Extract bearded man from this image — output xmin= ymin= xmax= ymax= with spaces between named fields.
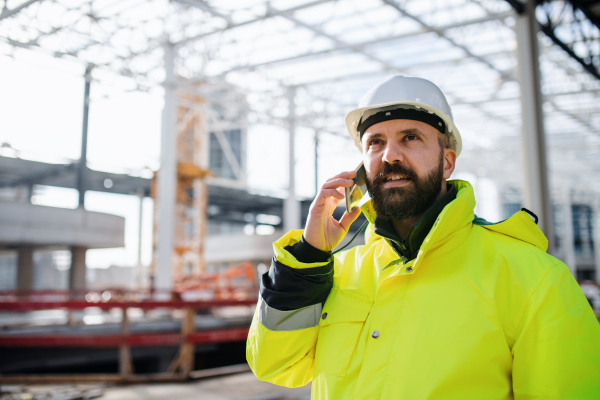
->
xmin=246 ymin=76 xmax=600 ymax=399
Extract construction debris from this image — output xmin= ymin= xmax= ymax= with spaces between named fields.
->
xmin=0 ymin=385 xmax=104 ymax=400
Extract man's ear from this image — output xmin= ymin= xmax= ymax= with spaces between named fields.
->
xmin=443 ymin=148 xmax=456 ymax=179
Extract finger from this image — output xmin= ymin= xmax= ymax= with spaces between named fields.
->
xmin=320 ymin=188 xmax=344 ymax=200
xmin=329 ymin=188 xmax=346 ymax=207
xmin=325 ymin=170 xmax=356 ymax=183
xmin=322 ymin=178 xmax=354 ymax=190
xmin=339 ymin=206 xmax=362 ymax=232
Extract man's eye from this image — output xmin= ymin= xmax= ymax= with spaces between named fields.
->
xmin=405 ymin=135 xmax=418 ymax=141
xmin=370 ymin=139 xmax=383 ymax=146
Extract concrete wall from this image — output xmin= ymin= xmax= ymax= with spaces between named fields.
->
xmin=0 ymin=202 xmax=125 ymax=249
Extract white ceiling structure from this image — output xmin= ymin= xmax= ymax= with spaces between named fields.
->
xmin=1 ymin=0 xmax=599 ymax=200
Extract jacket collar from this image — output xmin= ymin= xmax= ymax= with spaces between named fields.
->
xmin=372 ymin=184 xmax=457 ymax=261
xmin=361 ymin=179 xmax=476 ymax=259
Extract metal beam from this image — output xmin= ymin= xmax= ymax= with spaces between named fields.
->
xmin=0 ymin=0 xmax=41 ymax=21
xmin=213 ymin=10 xmax=512 ymax=77
xmin=382 ymin=0 xmax=515 ymax=81
xmin=175 ymin=0 xmax=336 ymax=47
xmin=77 ymin=65 xmax=92 ymax=208
xmin=592 ymin=199 xmax=600 ymax=282
xmin=211 ymin=127 xmax=243 ymax=180
xmin=561 ymin=187 xmax=577 ymax=275
xmin=515 ymin=0 xmax=555 ymax=253
xmin=156 ymin=42 xmax=177 ymax=294
xmin=291 ymin=49 xmax=511 ymax=89
xmin=174 ymin=0 xmax=232 ymax=24
xmin=283 ymin=86 xmax=301 ymax=232
xmin=275 ymin=5 xmax=519 ymax=131
xmin=135 ymin=188 xmax=145 ymax=289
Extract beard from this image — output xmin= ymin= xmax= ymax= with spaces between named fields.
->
xmin=366 ymin=149 xmax=445 ymax=221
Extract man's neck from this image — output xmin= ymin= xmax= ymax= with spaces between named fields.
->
xmin=390 ymin=184 xmax=447 ymax=240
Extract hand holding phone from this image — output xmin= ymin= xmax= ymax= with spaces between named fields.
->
xmin=304 ymin=169 xmax=362 ymax=252
xmin=345 ymin=162 xmax=368 ymax=214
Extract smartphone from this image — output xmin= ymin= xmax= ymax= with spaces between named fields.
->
xmin=345 ymin=162 xmax=368 ymax=213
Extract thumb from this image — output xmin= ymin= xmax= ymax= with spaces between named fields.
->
xmin=339 ymin=206 xmax=362 ymax=232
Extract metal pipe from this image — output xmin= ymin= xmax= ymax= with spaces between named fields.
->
xmin=314 ymin=130 xmax=319 ymax=197
xmin=283 ymin=86 xmax=301 ymax=232
xmin=515 ymin=0 xmax=555 ymax=253
xmin=136 ymin=188 xmax=145 ymax=288
xmin=156 ymin=42 xmax=177 ymax=295
xmin=77 ymin=65 xmax=92 ymax=208
xmin=562 ymin=188 xmax=577 ymax=276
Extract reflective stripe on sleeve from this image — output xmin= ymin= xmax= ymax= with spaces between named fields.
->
xmin=257 ymin=295 xmax=322 ymax=332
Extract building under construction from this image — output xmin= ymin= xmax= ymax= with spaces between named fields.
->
xmin=0 ymin=0 xmax=599 ymax=385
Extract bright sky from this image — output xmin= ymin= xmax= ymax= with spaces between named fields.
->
xmin=0 ymin=33 xmax=511 ymax=270
xmin=0 ymin=46 xmax=365 ymax=269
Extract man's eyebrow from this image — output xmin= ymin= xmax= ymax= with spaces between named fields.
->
xmin=364 ymin=128 xmax=424 ymax=140
xmin=364 ymin=132 xmax=384 ymax=140
xmin=398 ymin=128 xmax=423 ymax=135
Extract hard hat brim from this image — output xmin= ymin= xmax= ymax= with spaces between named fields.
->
xmin=345 ymin=101 xmax=462 ymax=156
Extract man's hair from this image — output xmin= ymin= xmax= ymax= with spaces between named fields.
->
xmin=438 ymin=133 xmax=451 ymax=150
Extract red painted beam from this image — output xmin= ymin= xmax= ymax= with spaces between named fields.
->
xmin=188 ymin=327 xmax=249 ymax=344
xmin=0 ymin=327 xmax=250 ymax=348
xmin=0 ymin=299 xmax=258 ymax=311
xmin=0 ymin=335 xmax=123 ymax=347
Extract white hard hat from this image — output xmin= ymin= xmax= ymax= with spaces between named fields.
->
xmin=345 ymin=75 xmax=462 ymax=156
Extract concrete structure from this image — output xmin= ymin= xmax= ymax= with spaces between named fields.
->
xmin=1 ymin=0 xmax=599 ymax=288
xmin=16 ymin=247 xmax=33 ymax=291
xmin=0 ymin=202 xmax=125 ymax=291
xmin=0 ymin=203 xmax=124 ymax=249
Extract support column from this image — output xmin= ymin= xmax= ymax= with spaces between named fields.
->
xmin=314 ymin=130 xmax=320 ymax=197
xmin=562 ymin=189 xmax=577 ymax=276
xmin=591 ymin=199 xmax=600 ymax=283
xmin=77 ymin=65 xmax=92 ymax=209
xmin=515 ymin=0 xmax=554 ymax=254
xmin=136 ymin=188 xmax=145 ymax=289
xmin=156 ymin=42 xmax=177 ymax=295
xmin=70 ymin=246 xmax=87 ymax=294
xmin=284 ymin=86 xmax=301 ymax=232
xmin=16 ymin=247 xmax=34 ymax=291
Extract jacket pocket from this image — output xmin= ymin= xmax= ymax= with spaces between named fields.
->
xmin=314 ymin=288 xmax=373 ymax=378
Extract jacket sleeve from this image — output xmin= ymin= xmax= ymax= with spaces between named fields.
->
xmin=512 ymin=262 xmax=600 ymax=399
xmin=246 ymin=229 xmax=334 ymax=387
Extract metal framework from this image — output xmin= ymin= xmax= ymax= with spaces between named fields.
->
xmin=506 ymin=0 xmax=600 ymax=79
xmin=1 ymin=0 xmax=599 ymax=275
xmin=0 ymin=290 xmax=255 ymax=383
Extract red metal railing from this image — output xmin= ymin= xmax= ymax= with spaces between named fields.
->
xmin=0 ymin=289 xmax=259 ymax=383
xmin=0 ymin=328 xmax=250 ymax=347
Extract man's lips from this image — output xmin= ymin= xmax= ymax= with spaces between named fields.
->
xmin=382 ymin=174 xmax=411 ymax=188
xmin=383 ymin=179 xmax=411 ymax=188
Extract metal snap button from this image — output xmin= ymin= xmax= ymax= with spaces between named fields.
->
xmin=321 ymin=312 xmax=328 ymax=320
xmin=372 ymin=330 xmax=380 ymax=339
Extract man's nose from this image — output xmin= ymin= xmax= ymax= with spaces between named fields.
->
xmin=382 ymin=142 xmax=404 ymax=165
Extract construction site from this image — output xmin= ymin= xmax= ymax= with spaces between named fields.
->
xmin=0 ymin=0 xmax=599 ymax=398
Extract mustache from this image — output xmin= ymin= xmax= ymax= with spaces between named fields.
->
xmin=372 ymin=162 xmax=418 ymax=185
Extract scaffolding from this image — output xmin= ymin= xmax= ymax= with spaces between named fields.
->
xmin=1 ymin=0 xmax=599 ymax=282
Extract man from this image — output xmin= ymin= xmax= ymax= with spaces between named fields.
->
xmin=246 ymin=75 xmax=600 ymax=399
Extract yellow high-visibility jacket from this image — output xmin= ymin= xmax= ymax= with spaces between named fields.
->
xmin=247 ymin=180 xmax=600 ymax=399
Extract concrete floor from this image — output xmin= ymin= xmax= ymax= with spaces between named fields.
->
xmin=101 ymin=372 xmax=311 ymax=400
